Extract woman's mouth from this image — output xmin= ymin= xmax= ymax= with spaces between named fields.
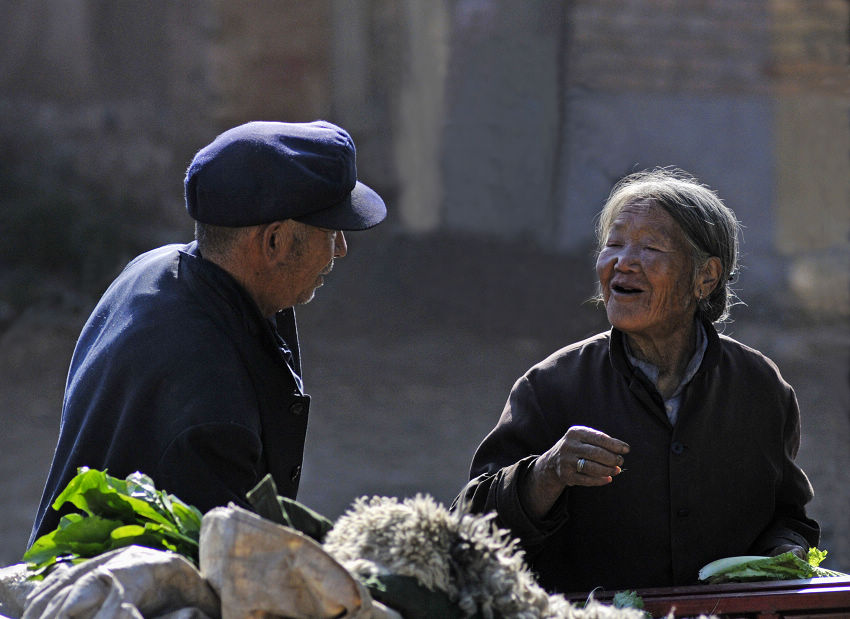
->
xmin=612 ymin=283 xmax=643 ymax=295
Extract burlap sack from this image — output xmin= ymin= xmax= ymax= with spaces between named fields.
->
xmin=0 ymin=563 xmax=40 ymax=618
xmin=21 ymin=546 xmax=219 ymax=619
xmin=199 ymin=505 xmax=401 ymax=619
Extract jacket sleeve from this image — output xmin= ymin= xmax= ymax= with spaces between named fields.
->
xmin=451 ymin=375 xmax=570 ymax=551
xmin=750 ymin=385 xmax=820 ymax=554
xmin=157 ymin=421 xmax=263 ymax=514
xmin=144 ymin=330 xmax=267 ymax=515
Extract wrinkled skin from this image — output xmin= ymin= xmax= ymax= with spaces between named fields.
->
xmin=521 ymin=200 xmax=721 ymax=520
xmin=521 ymin=425 xmax=631 ymax=516
xmin=597 ymin=199 xmax=701 ymax=359
xmin=213 ymin=220 xmax=348 ymax=317
xmin=267 ymin=223 xmax=348 ymax=310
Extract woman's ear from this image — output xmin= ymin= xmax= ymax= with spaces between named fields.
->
xmin=697 ymin=256 xmax=723 ymax=298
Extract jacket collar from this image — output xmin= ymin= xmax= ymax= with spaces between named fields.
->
xmin=177 ymin=242 xmax=302 ymax=377
xmin=608 ymin=315 xmax=722 ymax=379
xmin=179 ymin=241 xmax=266 ymax=330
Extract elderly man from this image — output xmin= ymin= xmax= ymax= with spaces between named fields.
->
xmin=29 ymin=121 xmax=386 ymax=545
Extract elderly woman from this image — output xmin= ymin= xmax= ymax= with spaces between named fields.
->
xmin=452 ymin=168 xmax=819 ymax=593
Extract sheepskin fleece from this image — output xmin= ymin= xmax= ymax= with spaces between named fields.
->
xmin=322 ymin=494 xmax=658 ymax=619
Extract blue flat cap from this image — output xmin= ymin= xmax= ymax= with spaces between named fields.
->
xmin=185 ymin=120 xmax=386 ymax=230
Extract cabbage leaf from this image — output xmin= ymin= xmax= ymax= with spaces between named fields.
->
xmin=698 ymin=548 xmax=848 ymax=584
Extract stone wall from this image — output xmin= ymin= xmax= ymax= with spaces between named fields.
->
xmin=1 ymin=0 xmax=847 ymax=316
xmin=0 ymin=0 xmax=338 ymax=298
xmin=0 ymin=0 xmax=217 ymax=284
xmin=770 ymin=0 xmax=850 ymax=315
xmin=209 ymin=0 xmax=333 ymax=126
xmin=431 ymin=0 xmax=850 ymax=314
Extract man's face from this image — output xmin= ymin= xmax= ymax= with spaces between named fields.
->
xmin=260 ymin=222 xmax=348 ymax=315
xmin=288 ymin=223 xmax=348 ymax=305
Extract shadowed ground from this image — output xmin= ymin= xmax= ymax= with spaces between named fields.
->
xmin=2 ymin=234 xmax=847 ymax=576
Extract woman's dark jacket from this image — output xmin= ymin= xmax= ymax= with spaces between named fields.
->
xmin=452 ymin=321 xmax=819 ymax=593
xmin=30 ymin=242 xmax=310 ymax=545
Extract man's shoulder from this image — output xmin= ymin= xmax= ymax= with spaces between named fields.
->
xmin=82 ymin=243 xmax=230 ymax=350
xmin=113 ymin=243 xmax=188 ymax=280
xmin=100 ymin=244 xmax=188 ymax=301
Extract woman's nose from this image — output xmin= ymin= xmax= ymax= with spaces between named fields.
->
xmin=334 ymin=231 xmax=348 ymax=258
xmin=613 ymin=245 xmax=639 ymax=271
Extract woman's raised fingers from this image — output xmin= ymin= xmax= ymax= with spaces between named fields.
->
xmin=569 ymin=425 xmax=629 ymax=451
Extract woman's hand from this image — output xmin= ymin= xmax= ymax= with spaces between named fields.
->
xmin=520 ymin=425 xmax=630 ymax=519
xmin=771 ymin=544 xmax=807 ymax=561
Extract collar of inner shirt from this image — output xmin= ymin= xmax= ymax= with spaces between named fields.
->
xmin=623 ymin=320 xmax=707 ymax=424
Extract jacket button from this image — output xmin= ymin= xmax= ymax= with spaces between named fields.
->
xmin=671 ymin=441 xmax=685 ymax=455
xmin=290 ymin=401 xmax=306 ymax=416
xmin=290 ymin=465 xmax=301 ymax=482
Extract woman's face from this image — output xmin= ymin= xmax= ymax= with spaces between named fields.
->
xmin=596 ymin=199 xmax=699 ymax=341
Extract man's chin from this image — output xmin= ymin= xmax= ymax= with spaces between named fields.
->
xmin=296 ymin=286 xmax=320 ymax=306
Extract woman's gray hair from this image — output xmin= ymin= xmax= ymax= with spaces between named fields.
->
xmin=595 ymin=168 xmax=741 ymax=323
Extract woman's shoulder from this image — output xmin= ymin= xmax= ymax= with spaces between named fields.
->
xmin=530 ymin=331 xmax=612 ymax=373
xmin=715 ymin=331 xmax=789 ymax=385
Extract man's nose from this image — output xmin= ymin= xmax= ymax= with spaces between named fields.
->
xmin=334 ymin=231 xmax=348 ymax=258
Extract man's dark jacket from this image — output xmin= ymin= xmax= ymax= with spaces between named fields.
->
xmin=30 ymin=242 xmax=310 ymax=545
xmin=453 ymin=322 xmax=819 ymax=593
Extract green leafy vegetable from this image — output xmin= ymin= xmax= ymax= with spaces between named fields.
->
xmin=698 ymin=548 xmax=848 ymax=584
xmin=246 ymin=474 xmax=334 ymax=543
xmin=807 ymin=546 xmax=828 ymax=567
xmin=611 ymin=590 xmax=650 ymax=618
xmin=24 ymin=467 xmax=203 ymax=578
xmin=611 ymin=590 xmax=644 ymax=609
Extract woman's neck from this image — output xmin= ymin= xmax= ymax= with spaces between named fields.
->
xmin=626 ymin=321 xmax=697 ymax=398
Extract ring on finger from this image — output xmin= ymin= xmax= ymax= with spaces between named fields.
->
xmin=576 ymin=458 xmax=587 ymax=473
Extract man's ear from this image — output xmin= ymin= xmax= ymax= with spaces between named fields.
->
xmin=260 ymin=220 xmax=294 ymax=261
